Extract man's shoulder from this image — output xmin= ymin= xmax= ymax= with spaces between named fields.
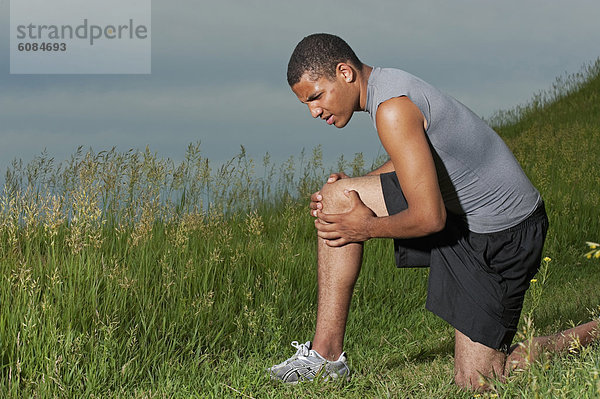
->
xmin=375 ymin=96 xmax=427 ymax=133
xmin=372 ymin=67 xmax=422 ymax=84
xmin=377 ymin=96 xmax=419 ymax=114
xmin=369 ymin=67 xmax=433 ymax=100
xmin=367 ymin=68 xmax=432 ymax=126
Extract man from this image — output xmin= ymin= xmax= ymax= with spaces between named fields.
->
xmin=269 ymin=33 xmax=599 ymax=390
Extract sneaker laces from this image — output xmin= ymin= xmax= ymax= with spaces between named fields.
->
xmin=290 ymin=341 xmax=311 ymax=358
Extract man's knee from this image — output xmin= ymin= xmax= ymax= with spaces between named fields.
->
xmin=454 ymin=368 xmax=489 ymax=391
xmin=453 ymin=330 xmax=507 ymax=391
xmin=318 ymin=174 xmax=387 ymax=216
xmin=319 ymin=180 xmax=353 ymax=213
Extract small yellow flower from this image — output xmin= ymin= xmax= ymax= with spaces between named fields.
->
xmin=543 ymin=256 xmax=552 ymax=262
xmin=530 ymin=278 xmax=538 ymax=283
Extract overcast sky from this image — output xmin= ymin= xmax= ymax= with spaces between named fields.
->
xmin=1 ymin=0 xmax=600 ymax=176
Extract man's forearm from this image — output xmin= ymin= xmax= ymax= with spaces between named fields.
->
xmin=366 ymin=159 xmax=394 ymax=176
xmin=367 ymin=205 xmax=446 ymax=240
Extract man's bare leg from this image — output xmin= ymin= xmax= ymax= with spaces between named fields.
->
xmin=454 ymin=319 xmax=600 ymax=391
xmin=454 ymin=330 xmax=506 ymax=391
xmin=505 ymin=319 xmax=600 ymax=372
xmin=310 ymin=175 xmax=389 ymax=360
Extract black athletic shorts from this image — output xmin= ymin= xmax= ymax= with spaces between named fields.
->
xmin=380 ymin=171 xmax=549 ymax=352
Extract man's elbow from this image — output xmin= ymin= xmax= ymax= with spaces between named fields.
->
xmin=421 ymin=207 xmax=446 ymax=235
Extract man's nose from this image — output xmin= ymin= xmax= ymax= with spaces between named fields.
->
xmin=308 ymin=104 xmax=322 ymax=119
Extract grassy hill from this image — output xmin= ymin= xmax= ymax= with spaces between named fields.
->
xmin=1 ymin=60 xmax=599 ymax=398
xmin=491 ymin=58 xmax=600 ymax=136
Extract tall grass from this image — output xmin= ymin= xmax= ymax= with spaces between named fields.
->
xmin=0 ymin=143 xmax=386 ymax=398
xmin=1 ymin=59 xmax=600 ymax=398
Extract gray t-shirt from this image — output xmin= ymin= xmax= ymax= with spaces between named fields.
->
xmin=365 ymin=67 xmax=540 ymax=233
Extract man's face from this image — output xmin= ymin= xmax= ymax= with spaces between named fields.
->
xmin=291 ymin=71 xmax=357 ymax=129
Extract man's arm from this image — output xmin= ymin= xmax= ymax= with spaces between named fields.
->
xmin=316 ymin=96 xmax=446 ymax=242
xmin=372 ymin=96 xmax=446 ymax=237
xmin=366 ymin=159 xmax=394 ymax=176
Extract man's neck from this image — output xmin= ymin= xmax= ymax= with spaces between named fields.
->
xmin=358 ymin=64 xmax=373 ymax=111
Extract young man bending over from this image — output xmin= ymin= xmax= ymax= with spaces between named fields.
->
xmin=269 ymin=33 xmax=599 ymax=390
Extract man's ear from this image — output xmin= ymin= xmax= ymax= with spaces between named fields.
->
xmin=336 ymin=62 xmax=356 ymax=83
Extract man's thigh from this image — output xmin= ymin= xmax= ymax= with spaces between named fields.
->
xmin=319 ymin=175 xmax=389 ymax=217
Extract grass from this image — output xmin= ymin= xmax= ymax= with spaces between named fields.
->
xmin=1 ymin=59 xmax=600 ymax=398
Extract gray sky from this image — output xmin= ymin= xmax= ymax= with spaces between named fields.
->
xmin=2 ymin=0 xmax=600 ymax=175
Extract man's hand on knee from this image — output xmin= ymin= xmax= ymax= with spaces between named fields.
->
xmin=315 ymin=190 xmax=376 ymax=246
xmin=310 ymin=172 xmax=349 ymax=217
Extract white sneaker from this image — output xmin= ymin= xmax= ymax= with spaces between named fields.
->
xmin=269 ymin=341 xmax=350 ymax=384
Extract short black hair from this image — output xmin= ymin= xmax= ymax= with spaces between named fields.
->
xmin=287 ymin=33 xmax=363 ymax=86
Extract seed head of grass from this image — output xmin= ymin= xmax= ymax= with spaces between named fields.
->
xmin=245 ymin=210 xmax=264 ymax=237
xmin=584 ymin=242 xmax=600 ymax=259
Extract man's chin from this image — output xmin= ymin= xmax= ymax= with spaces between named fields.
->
xmin=333 ymin=116 xmax=351 ymax=128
